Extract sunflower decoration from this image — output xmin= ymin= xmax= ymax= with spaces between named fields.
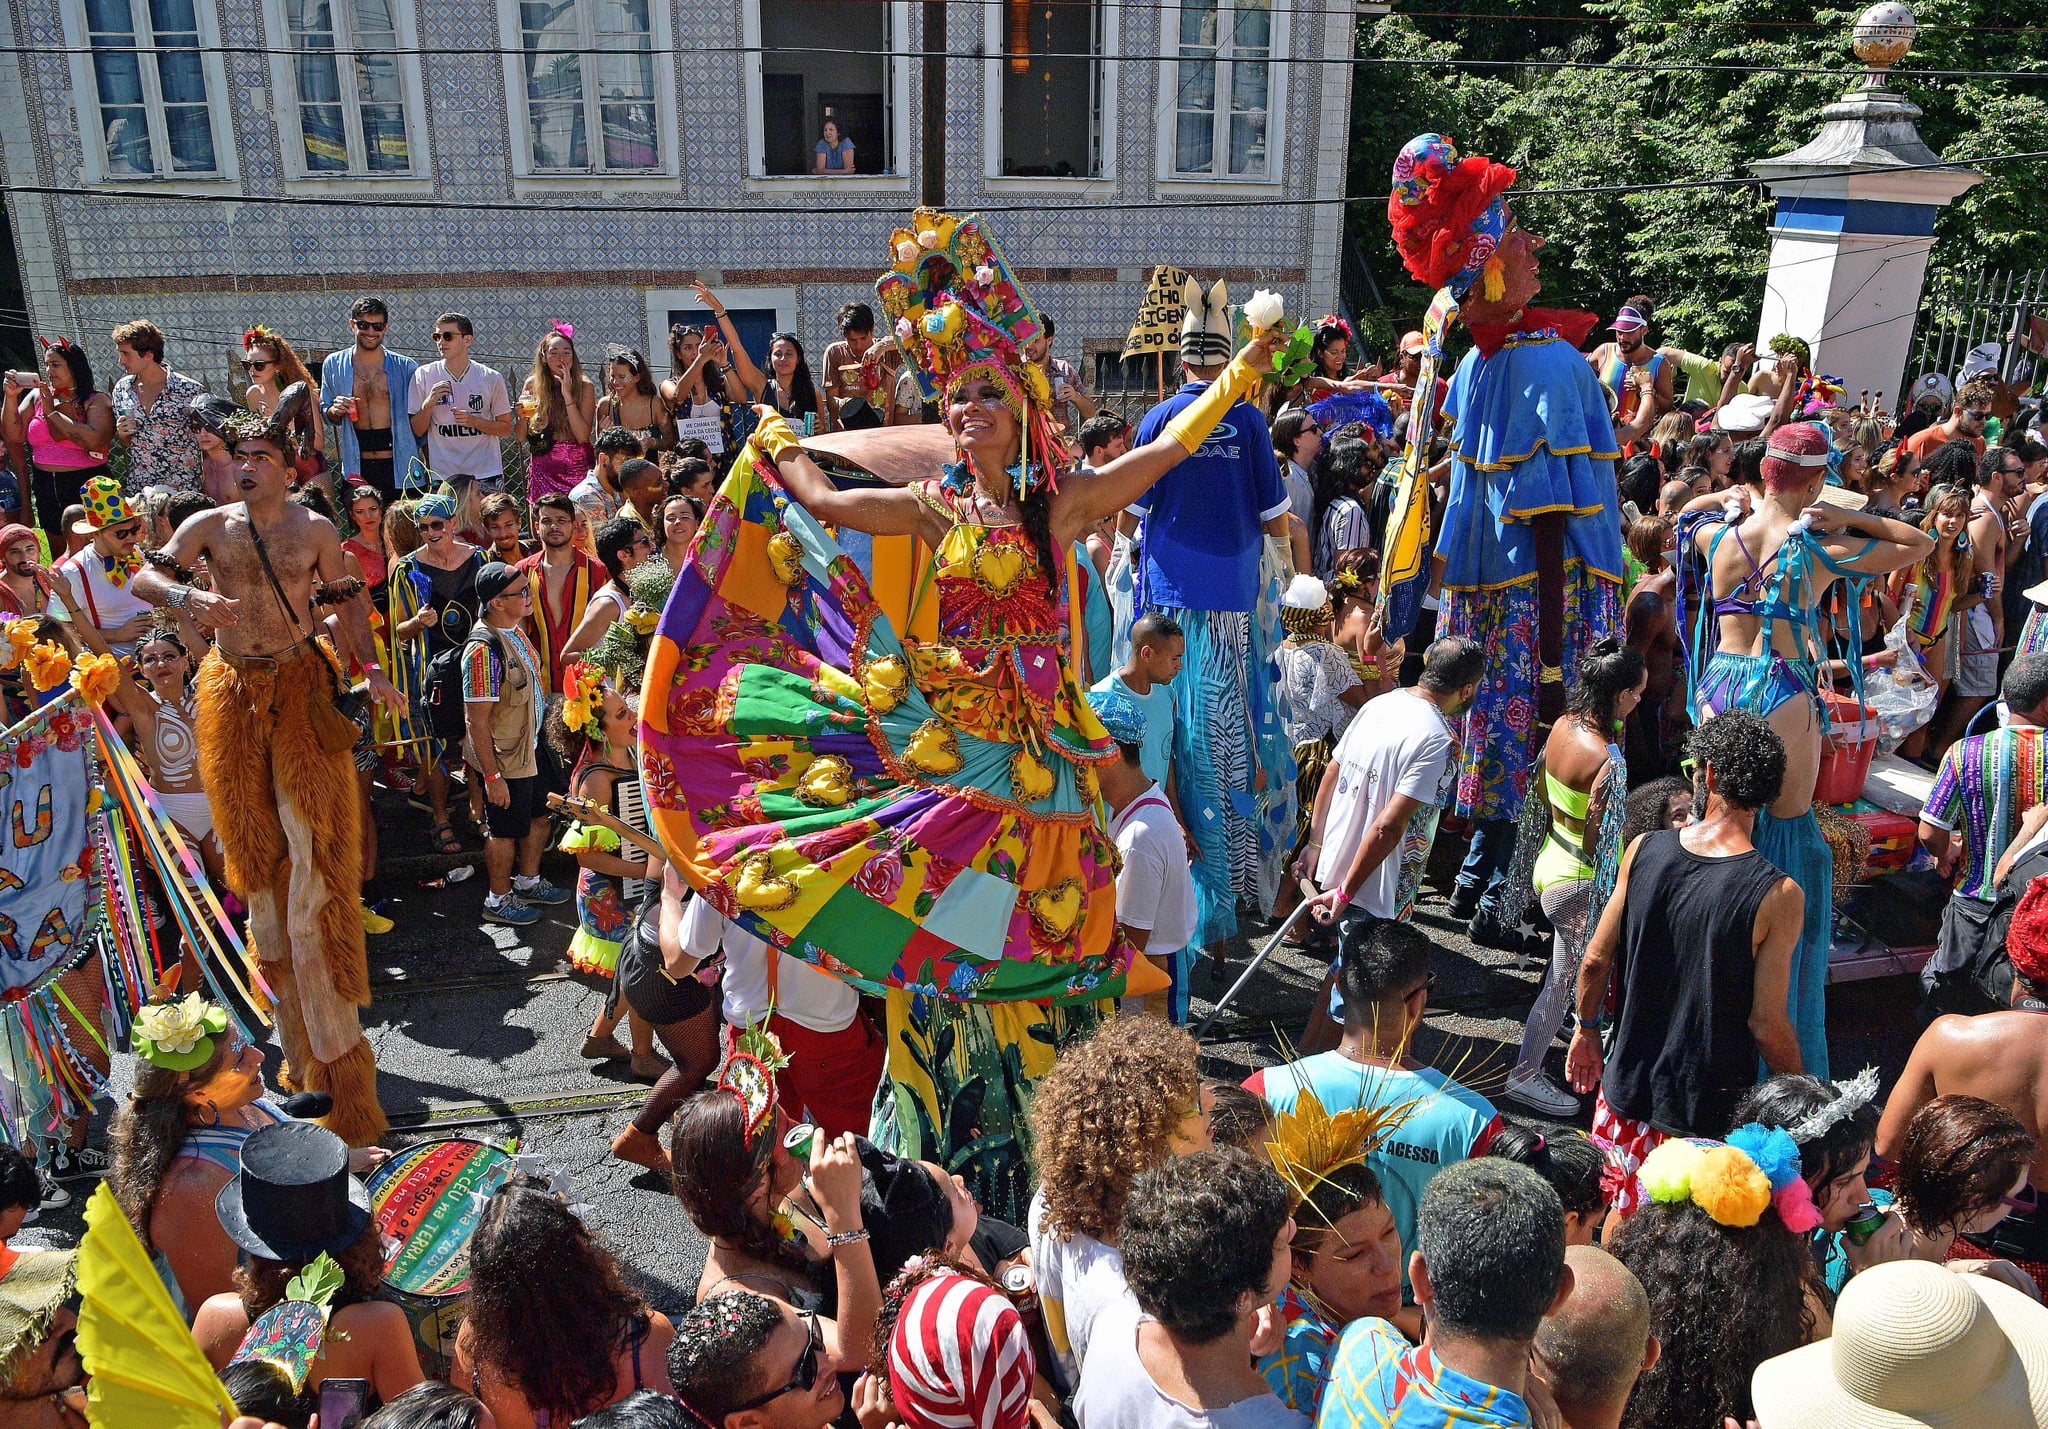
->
xmin=560 ymin=660 xmax=606 ymax=735
xmin=68 ymin=652 xmax=121 ymax=708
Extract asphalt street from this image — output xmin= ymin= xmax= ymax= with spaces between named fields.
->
xmin=29 ymin=789 xmax=1927 ymax=1318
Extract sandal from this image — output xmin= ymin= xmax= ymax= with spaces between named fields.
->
xmin=429 ymin=821 xmax=463 ymax=854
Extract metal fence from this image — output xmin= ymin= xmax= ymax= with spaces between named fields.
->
xmin=1902 ymin=266 xmax=2048 ymax=401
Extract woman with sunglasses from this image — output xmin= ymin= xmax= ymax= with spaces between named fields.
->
xmin=3 ymin=339 xmax=114 ymax=552
xmin=241 ymin=325 xmax=327 ymax=495
xmin=388 ymin=490 xmax=484 ymax=852
xmin=108 ymin=996 xmax=384 ymax=1315
xmin=186 ymin=393 xmax=242 ymax=506
xmin=690 ymin=282 xmax=832 ymax=436
xmin=454 ymin=1179 xmax=676 ymax=1428
xmin=596 ymin=346 xmax=674 ymax=457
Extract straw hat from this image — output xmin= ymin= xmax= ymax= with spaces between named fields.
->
xmin=1751 ymin=1259 xmax=2048 ymax=1428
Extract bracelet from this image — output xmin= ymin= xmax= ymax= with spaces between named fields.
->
xmin=312 ymin=575 xmax=366 ymax=608
xmin=485 ymin=772 xmax=504 ymax=783
xmin=1539 ymin=663 xmax=1565 ymax=684
xmin=143 ymin=548 xmax=196 ymax=582
xmin=825 ymin=1227 xmax=869 ymax=1247
xmin=164 ymin=583 xmax=192 ymax=610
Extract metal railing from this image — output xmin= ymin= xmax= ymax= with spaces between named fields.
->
xmin=1902 ymin=265 xmax=2048 ymax=400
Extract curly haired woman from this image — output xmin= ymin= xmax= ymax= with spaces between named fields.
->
xmin=1025 ymin=1016 xmax=1212 ymax=1394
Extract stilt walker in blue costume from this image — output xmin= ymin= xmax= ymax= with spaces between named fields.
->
xmin=1129 ymin=279 xmax=1297 ymax=945
xmin=1676 ymin=423 xmax=1932 ymax=1076
xmin=1378 ymin=135 xmax=1625 ymax=929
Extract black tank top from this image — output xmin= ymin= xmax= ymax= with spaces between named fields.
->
xmin=1603 ymin=828 xmax=1785 ymax=1137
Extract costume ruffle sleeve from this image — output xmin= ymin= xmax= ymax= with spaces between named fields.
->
xmin=639 ymin=443 xmax=1136 ymax=1007
xmin=1437 ymin=335 xmax=1626 ymax=591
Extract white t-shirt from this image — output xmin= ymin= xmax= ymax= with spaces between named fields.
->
xmin=1108 ymin=782 xmax=1196 ymax=959
xmin=409 ymin=360 xmax=510 ymax=478
xmin=49 ymin=548 xmax=151 ymax=656
xmin=1313 ymin=688 xmax=1458 ymax=920
xmin=1074 ymin=1301 xmax=1310 ymax=1429
xmin=679 ymin=896 xmax=856 ymax=1034
xmin=1028 ymin=1186 xmax=1134 ymax=1397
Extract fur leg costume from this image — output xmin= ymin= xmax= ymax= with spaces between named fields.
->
xmin=195 ymin=640 xmax=384 ymax=1145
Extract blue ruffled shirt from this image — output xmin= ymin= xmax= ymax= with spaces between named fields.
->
xmin=1435 ymin=333 xmax=1625 ymax=593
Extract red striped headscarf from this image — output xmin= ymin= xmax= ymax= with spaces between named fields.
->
xmin=886 ymin=1269 xmax=1035 ymax=1429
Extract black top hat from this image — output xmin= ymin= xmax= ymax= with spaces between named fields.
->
xmin=214 ymin=1120 xmax=372 ymax=1263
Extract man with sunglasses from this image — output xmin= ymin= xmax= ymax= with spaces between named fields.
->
xmin=410 ymin=313 xmax=513 ymax=495
xmin=45 ymin=475 xmax=152 ymax=657
xmin=668 ymin=1291 xmax=842 ymax=1429
xmin=320 ymin=296 xmax=420 ymax=498
xmin=1903 ymin=375 xmax=1993 ymax=466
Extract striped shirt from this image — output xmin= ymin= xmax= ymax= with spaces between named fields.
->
xmin=1923 ymin=724 xmax=2048 ymax=901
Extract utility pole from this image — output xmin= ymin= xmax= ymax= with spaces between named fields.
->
xmin=921 ymin=0 xmax=945 ymax=207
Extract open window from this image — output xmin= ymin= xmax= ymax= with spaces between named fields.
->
xmin=997 ymin=0 xmax=1108 ymax=178
xmin=753 ymin=0 xmax=900 ymax=177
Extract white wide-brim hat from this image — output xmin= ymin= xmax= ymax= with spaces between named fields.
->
xmin=1752 ymin=1260 xmax=2048 ymax=1429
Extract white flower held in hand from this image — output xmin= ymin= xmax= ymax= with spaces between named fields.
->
xmin=1243 ymin=289 xmax=1286 ymax=333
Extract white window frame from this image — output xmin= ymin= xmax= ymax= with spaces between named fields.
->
xmin=1154 ymin=0 xmax=1289 ymax=193
xmin=59 ymin=0 xmax=239 ymax=188
xmin=644 ymin=285 xmax=799 ymax=367
xmin=262 ymin=0 xmax=431 ymax=190
xmin=494 ymin=0 xmax=680 ymax=193
xmin=740 ymin=0 xmax=914 ymax=193
xmin=981 ymin=0 xmax=1118 ymax=193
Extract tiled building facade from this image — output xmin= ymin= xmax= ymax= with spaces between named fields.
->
xmin=0 ymin=0 xmax=1366 ymax=391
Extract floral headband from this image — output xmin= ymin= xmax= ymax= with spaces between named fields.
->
xmin=1637 ymin=1126 xmax=1822 ymax=1232
xmin=559 ymin=660 xmax=606 ymax=734
xmin=1314 ymin=315 xmax=1354 ymax=341
xmin=134 ymin=993 xmax=231 ymax=1072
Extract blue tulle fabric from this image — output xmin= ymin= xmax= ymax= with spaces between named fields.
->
xmin=1437 ymin=335 xmax=1627 ymax=591
xmin=1754 ymin=806 xmax=1832 ymax=1079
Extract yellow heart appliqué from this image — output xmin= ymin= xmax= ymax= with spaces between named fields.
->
xmin=862 ymin=654 xmax=909 ymax=714
xmin=970 ymin=541 xmax=1027 ymax=597
xmin=732 ymin=850 xmax=798 ymax=911
xmin=1028 ymin=878 xmax=1084 ymax=940
xmin=796 ymin=755 xmax=854 ymax=808
xmin=1009 ymin=747 xmax=1055 ymax=803
xmin=903 ymin=718 xmax=963 ymax=777
xmin=766 ymin=529 xmax=806 ymax=586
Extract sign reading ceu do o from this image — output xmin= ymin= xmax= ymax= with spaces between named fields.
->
xmin=1124 ymin=265 xmax=1193 ymax=357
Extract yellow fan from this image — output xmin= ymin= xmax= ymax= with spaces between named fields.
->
xmin=76 ymin=1184 xmax=238 ymax=1428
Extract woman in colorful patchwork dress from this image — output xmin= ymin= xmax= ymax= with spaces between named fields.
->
xmin=1889 ymin=482 xmax=1976 ymax=761
xmin=1681 ymin=424 xmax=1932 ymax=1075
xmin=640 ymin=209 xmax=1277 ymax=1219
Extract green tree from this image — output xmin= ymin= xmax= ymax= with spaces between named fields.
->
xmin=1348 ymin=0 xmax=2048 ymax=356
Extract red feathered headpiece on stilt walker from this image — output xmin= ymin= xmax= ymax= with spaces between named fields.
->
xmin=1387 ymin=134 xmax=1518 ymax=302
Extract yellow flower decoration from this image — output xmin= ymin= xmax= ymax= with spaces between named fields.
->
xmin=69 ymin=652 xmax=120 ymax=707
xmin=0 ymin=619 xmax=36 ymax=671
xmin=560 ymin=661 xmax=605 ymax=733
xmin=23 ymin=642 xmax=71 ymax=693
xmin=624 ymin=605 xmax=660 ymax=636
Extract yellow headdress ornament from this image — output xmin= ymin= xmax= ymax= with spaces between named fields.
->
xmin=1264 ymin=1081 xmax=1425 ymax=1229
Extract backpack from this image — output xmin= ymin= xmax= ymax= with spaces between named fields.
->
xmin=422 ymin=623 xmax=503 ymax=744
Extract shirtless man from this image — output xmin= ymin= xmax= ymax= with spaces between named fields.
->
xmin=133 ymin=411 xmax=402 ymax=1146
xmin=321 ymin=296 xmax=420 ymax=497
xmin=1877 ymin=876 xmax=2048 ymax=1279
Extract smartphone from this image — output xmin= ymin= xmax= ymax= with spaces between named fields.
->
xmin=318 ymin=1378 xmax=371 ymax=1429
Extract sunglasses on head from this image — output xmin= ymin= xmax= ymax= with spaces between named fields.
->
xmin=729 ymin=1313 xmax=823 ymax=1411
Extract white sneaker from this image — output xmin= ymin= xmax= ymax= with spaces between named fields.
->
xmin=1503 ymin=1070 xmax=1581 ymax=1118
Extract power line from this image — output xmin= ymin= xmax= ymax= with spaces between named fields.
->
xmin=19 ymin=36 xmax=2048 ymax=79
xmin=8 ymin=148 xmax=2039 ymax=219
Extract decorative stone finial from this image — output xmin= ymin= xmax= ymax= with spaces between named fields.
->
xmin=1852 ymin=2 xmax=1915 ymax=79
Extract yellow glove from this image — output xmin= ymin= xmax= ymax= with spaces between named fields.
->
xmin=1163 ymin=356 xmax=1265 ymax=454
xmin=752 ymin=410 xmax=804 ymax=465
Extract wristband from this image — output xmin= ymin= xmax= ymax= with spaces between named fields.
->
xmin=164 ymin=583 xmax=192 ymax=610
xmin=485 ymin=772 xmax=504 ymax=784
xmin=825 ymin=1227 xmax=869 ymax=1247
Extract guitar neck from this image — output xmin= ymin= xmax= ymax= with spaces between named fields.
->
xmin=550 ymin=795 xmax=666 ymax=859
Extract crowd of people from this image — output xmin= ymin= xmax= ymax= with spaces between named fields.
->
xmin=6 ymin=138 xmax=2048 ymax=1429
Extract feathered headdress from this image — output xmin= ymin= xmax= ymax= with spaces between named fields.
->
xmin=1264 ymin=1083 xmax=1424 ymax=1230
xmin=1387 ymin=134 xmax=1517 ymax=302
xmin=876 ymin=209 xmax=1064 ymax=496
xmin=1179 ymin=277 xmax=1234 ymax=366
